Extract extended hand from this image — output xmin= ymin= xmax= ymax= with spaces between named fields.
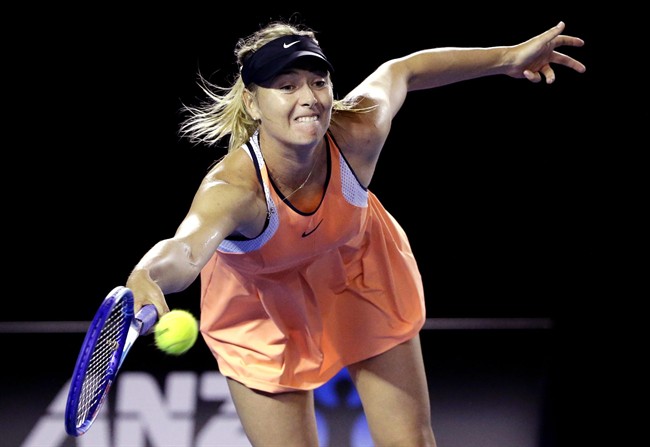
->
xmin=510 ymin=21 xmax=586 ymax=84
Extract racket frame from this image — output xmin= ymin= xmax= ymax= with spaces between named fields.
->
xmin=64 ymin=286 xmax=157 ymax=437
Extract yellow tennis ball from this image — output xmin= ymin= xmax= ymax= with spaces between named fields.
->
xmin=154 ymin=309 xmax=198 ymax=356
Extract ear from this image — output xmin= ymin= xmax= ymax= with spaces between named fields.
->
xmin=243 ymin=88 xmax=260 ymax=121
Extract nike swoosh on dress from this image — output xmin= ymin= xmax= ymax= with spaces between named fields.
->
xmin=301 ymin=219 xmax=323 ymax=237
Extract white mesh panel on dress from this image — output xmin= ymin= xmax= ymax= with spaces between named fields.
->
xmin=340 ymin=152 xmax=368 ymax=207
xmin=218 ymin=133 xmax=279 ymax=254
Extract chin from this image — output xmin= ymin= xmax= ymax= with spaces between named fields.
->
xmin=295 ymin=125 xmax=325 ymax=142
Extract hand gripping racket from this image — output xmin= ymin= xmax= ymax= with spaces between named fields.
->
xmin=64 ymin=286 xmax=158 ymax=437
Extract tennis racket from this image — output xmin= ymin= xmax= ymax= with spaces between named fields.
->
xmin=64 ymin=285 xmax=158 ymax=437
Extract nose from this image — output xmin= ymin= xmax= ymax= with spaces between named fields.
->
xmin=299 ymin=85 xmax=318 ymax=107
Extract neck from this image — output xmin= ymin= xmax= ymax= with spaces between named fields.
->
xmin=260 ymin=137 xmax=325 ymax=202
xmin=259 ymin=133 xmax=325 ymax=191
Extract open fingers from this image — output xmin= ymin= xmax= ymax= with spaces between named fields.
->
xmin=552 ymin=51 xmax=587 ymax=74
xmin=553 ymin=35 xmax=585 ymax=49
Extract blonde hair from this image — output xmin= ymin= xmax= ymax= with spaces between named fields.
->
xmin=179 ymin=21 xmax=367 ymax=152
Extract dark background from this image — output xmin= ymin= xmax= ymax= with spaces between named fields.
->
xmin=7 ymin=4 xmax=595 ymax=322
xmin=3 ymin=3 xmax=600 ymax=446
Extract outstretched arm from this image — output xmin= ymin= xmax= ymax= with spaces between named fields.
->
xmin=346 ymin=21 xmax=586 ymax=121
xmin=333 ymin=21 xmax=585 ymax=185
xmin=126 ymin=153 xmax=267 ymax=317
xmin=404 ymin=21 xmax=586 ymax=91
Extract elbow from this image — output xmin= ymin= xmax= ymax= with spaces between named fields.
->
xmin=143 ymin=239 xmax=205 ymax=294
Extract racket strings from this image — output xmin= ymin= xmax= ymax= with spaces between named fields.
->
xmin=75 ymin=299 xmax=130 ymax=428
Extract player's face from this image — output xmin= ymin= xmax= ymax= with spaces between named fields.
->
xmin=249 ymin=68 xmax=333 ymax=148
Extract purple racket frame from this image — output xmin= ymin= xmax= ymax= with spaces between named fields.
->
xmin=64 ymin=286 xmax=158 ymax=436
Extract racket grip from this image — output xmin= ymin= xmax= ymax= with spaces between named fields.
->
xmin=136 ymin=304 xmax=159 ymax=335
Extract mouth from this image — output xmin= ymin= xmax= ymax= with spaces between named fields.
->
xmin=295 ymin=115 xmax=319 ymax=123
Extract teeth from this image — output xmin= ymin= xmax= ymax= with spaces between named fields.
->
xmin=296 ymin=116 xmax=318 ymax=122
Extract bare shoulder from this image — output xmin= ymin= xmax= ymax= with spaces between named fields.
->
xmin=329 ymin=95 xmax=391 ymax=186
xmin=332 ymin=96 xmax=388 ymax=149
xmin=193 ymin=147 xmax=267 ymax=238
xmin=204 ymin=147 xmax=258 ymax=189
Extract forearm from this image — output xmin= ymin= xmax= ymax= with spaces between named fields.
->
xmin=399 ymin=46 xmax=513 ymax=91
xmin=127 ymin=239 xmax=202 ymax=295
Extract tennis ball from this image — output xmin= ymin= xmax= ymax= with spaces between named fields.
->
xmin=154 ymin=309 xmax=199 ymax=356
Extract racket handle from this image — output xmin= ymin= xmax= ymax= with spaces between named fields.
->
xmin=136 ymin=304 xmax=159 ymax=335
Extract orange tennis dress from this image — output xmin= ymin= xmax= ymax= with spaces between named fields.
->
xmin=200 ymin=131 xmax=425 ymax=393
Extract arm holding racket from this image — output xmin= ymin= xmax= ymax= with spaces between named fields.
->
xmin=124 ymin=179 xmax=254 ymax=318
xmin=66 ymin=136 xmax=254 ymax=437
xmin=66 ymin=240 xmax=207 ymax=436
xmin=66 ymin=207 xmax=228 ymax=436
